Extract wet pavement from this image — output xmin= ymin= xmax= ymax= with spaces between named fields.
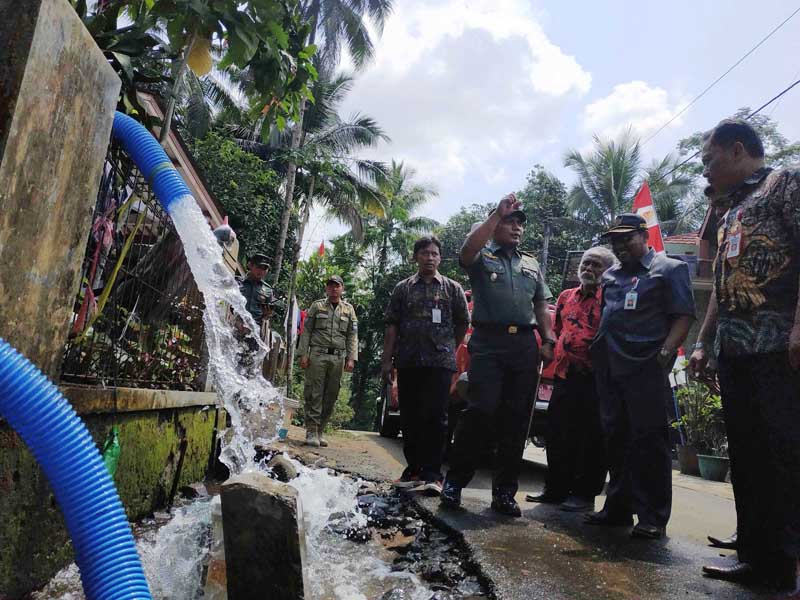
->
xmin=277 ymin=427 xmax=792 ymax=599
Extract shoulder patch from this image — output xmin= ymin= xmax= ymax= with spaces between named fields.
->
xmin=519 ymin=253 xmax=541 ymax=268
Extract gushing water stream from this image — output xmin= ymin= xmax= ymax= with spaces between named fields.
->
xmin=36 ymin=196 xmax=486 ymax=598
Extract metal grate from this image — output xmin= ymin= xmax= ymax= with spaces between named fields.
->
xmin=60 ymin=141 xmax=206 ymax=391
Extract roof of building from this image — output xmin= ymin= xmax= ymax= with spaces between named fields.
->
xmin=663 ymin=232 xmax=700 ymax=245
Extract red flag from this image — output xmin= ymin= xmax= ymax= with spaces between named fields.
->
xmin=318 ymin=242 xmax=325 ymax=257
xmin=632 ymin=182 xmax=665 ymax=253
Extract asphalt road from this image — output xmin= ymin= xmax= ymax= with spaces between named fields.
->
xmin=279 ymin=427 xmax=791 ymax=599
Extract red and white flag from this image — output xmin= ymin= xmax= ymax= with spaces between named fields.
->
xmin=632 ymin=182 xmax=665 ymax=253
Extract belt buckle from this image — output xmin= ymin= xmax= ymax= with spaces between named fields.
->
xmin=507 ymin=325 xmax=518 ymax=334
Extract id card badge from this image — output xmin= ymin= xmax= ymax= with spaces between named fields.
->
xmin=432 ymin=308 xmax=442 ymax=323
xmin=727 ymin=233 xmax=741 ymax=258
xmin=624 ymin=292 xmax=638 ymax=310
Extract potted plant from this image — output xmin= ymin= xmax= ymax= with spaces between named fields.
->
xmin=673 ymin=380 xmax=728 ymax=480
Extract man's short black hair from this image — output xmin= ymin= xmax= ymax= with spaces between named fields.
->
xmin=705 ymin=118 xmax=765 ymax=158
xmin=413 ymin=235 xmax=442 ymax=257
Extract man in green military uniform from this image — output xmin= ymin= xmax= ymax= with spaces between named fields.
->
xmin=238 ymin=252 xmax=276 ymax=328
xmin=441 ymin=194 xmax=555 ymax=517
xmin=297 ymin=275 xmax=358 ymax=447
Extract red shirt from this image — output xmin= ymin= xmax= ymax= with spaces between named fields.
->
xmin=553 ymin=286 xmax=602 ymax=379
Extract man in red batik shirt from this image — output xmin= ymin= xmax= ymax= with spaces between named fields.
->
xmin=527 ymin=246 xmax=616 ymax=512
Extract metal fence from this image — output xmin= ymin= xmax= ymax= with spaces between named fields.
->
xmin=60 ymin=140 xmax=206 ymax=391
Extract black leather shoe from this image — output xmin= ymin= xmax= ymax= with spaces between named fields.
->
xmin=584 ymin=510 xmax=633 ymax=527
xmin=491 ymin=495 xmax=522 ymax=517
xmin=525 ymin=491 xmax=566 ymax=504
xmin=707 ymin=532 xmax=737 ymax=550
xmin=702 ymin=559 xmax=754 ymax=583
xmin=631 ymin=523 xmax=665 ymax=539
xmin=440 ymin=481 xmax=462 ymax=509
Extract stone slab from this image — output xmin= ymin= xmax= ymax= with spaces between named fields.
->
xmin=61 ymin=384 xmax=220 ymax=414
xmin=0 ymin=0 xmax=120 ymax=378
xmin=221 ymin=472 xmax=308 ymax=599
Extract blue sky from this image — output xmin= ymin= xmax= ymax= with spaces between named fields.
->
xmin=303 ymin=0 xmax=800 ymax=254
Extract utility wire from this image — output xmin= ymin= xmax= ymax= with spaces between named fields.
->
xmin=641 ymin=6 xmax=800 ymax=147
xmin=649 ymin=76 xmax=800 ymax=185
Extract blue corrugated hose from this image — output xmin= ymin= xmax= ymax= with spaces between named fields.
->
xmin=111 ymin=111 xmax=192 ymax=211
xmin=0 ymin=113 xmax=199 ymax=598
xmin=0 ymin=339 xmax=152 ymax=599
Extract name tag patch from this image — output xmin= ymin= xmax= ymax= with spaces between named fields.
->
xmin=624 ymin=291 xmax=638 ymax=310
xmin=432 ymin=308 xmax=442 ymax=323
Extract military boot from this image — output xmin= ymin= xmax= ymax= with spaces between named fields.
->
xmin=305 ymin=428 xmax=320 ymax=447
xmin=318 ymin=428 xmax=329 ymax=447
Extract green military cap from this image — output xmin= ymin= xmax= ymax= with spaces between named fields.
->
xmin=326 ymin=275 xmax=344 ymax=286
xmin=249 ymin=252 xmax=270 ymax=268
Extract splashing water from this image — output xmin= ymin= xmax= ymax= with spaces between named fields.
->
xmin=34 ymin=498 xmax=215 ymax=600
xmin=169 ymin=195 xmax=283 ymax=474
xmin=288 ymin=460 xmax=436 ymax=600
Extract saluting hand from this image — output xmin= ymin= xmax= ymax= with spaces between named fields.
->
xmin=495 ymin=193 xmax=522 ymax=218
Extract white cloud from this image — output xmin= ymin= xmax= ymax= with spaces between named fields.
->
xmin=582 ymin=81 xmax=685 ymax=142
xmin=337 ymin=0 xmax=592 ymax=221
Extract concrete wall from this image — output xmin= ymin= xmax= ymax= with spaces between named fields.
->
xmin=0 ymin=388 xmax=222 ymax=598
xmin=0 ymin=0 xmax=120 ymax=378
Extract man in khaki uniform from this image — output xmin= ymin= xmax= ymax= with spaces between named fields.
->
xmin=297 ymin=275 xmax=358 ymax=447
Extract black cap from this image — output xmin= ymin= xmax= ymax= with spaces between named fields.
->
xmin=249 ymin=253 xmax=270 ymax=268
xmin=326 ymin=275 xmax=344 ymax=286
xmin=602 ymin=213 xmax=648 ymax=237
xmin=488 ymin=207 xmax=527 ymax=223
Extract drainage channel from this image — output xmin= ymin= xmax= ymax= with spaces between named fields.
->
xmin=33 ymin=453 xmax=495 ymax=600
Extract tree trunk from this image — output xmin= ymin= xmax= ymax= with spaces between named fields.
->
xmin=271 ymin=108 xmax=306 ymax=283
xmin=541 ymin=220 xmax=551 ymax=277
xmin=284 ymin=178 xmax=314 ymax=399
xmin=271 ymin=25 xmax=317 ymax=282
xmin=159 ymin=35 xmax=194 ymax=146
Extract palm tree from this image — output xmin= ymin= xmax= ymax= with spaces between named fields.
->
xmin=369 ymin=161 xmax=439 ymax=277
xmin=564 ymin=133 xmax=700 ymax=238
xmin=563 ymin=131 xmax=642 ymax=230
xmin=273 ymin=0 xmax=395 ymax=281
xmin=644 ymin=155 xmax=704 ymax=236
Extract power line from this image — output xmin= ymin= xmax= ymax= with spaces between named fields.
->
xmin=650 ymin=76 xmax=800 ymax=185
xmin=641 ymin=6 xmax=800 ymax=147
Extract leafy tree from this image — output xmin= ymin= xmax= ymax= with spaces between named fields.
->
xmin=70 ymin=0 xmax=317 ymax=132
xmin=516 ymin=166 xmax=594 ymax=294
xmin=677 ymin=107 xmax=800 ymax=175
xmin=273 ymin=0 xmax=394 ymax=280
xmin=190 ymin=132 xmax=297 ymax=282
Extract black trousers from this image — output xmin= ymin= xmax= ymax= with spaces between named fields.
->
xmin=396 ymin=367 xmax=452 ymax=482
xmin=593 ymin=344 xmax=673 ymax=527
xmin=446 ymin=329 xmax=539 ymax=497
xmin=718 ymin=352 xmax=800 ymax=580
xmin=544 ymin=371 xmax=607 ymax=500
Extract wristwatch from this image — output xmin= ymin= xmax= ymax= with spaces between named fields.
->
xmin=542 ymin=338 xmax=556 ymax=347
xmin=692 ymin=342 xmax=705 ymax=351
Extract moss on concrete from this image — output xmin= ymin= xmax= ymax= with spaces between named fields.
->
xmin=0 ymin=406 xmax=221 ymax=598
